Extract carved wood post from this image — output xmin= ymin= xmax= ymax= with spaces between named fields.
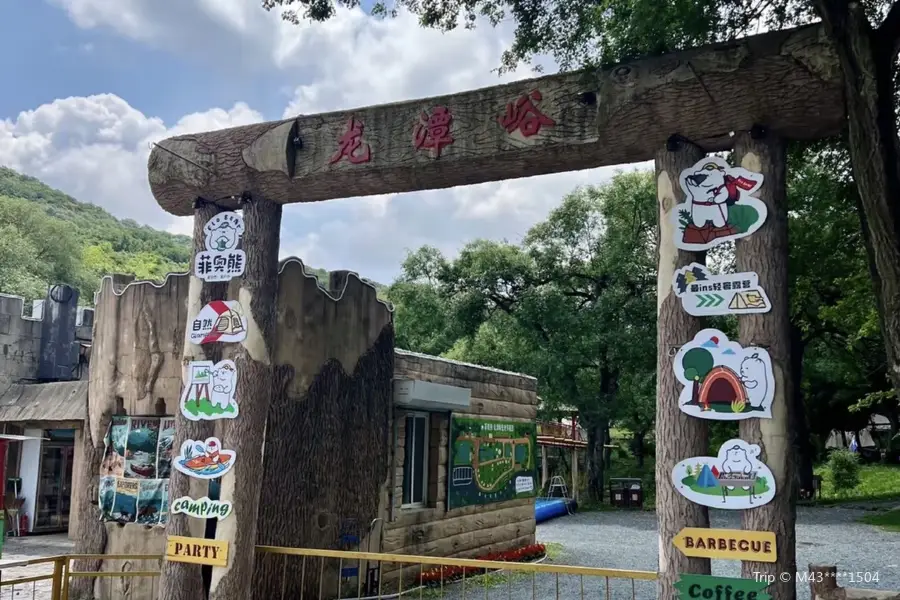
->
xmin=208 ymin=196 xmax=282 ymax=600
xmin=734 ymin=131 xmax=796 ymax=600
xmin=655 ymin=138 xmax=711 ymax=599
xmin=159 ymin=200 xmax=228 ymax=600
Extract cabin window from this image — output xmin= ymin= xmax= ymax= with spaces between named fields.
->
xmin=402 ymin=412 xmax=429 ymax=508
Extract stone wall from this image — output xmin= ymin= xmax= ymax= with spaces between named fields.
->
xmin=0 ymin=290 xmax=94 ymax=388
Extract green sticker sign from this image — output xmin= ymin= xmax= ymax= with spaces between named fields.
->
xmin=675 ymin=574 xmax=771 ymax=600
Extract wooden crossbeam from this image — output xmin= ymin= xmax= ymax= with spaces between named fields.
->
xmin=147 ymin=24 xmax=843 ymax=216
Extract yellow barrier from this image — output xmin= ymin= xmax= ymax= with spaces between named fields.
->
xmin=0 ymin=547 xmax=656 ymax=600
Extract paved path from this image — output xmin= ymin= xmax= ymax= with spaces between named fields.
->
xmin=0 ymin=534 xmax=72 ymax=600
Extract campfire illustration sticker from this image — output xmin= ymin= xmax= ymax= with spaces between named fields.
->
xmin=189 ymin=300 xmax=247 ymax=345
xmin=671 ymin=156 xmax=767 ymax=251
xmin=173 ymin=437 xmax=236 ymax=480
xmin=195 ymin=211 xmax=246 ymax=283
xmin=179 ymin=360 xmax=238 ymax=421
xmin=672 ymin=263 xmax=771 ymax=317
xmin=674 ymin=329 xmax=774 ymax=420
xmin=672 ymin=439 xmax=776 ymax=509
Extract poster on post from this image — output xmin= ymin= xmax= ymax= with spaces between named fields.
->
xmin=447 ymin=415 xmax=537 ymax=510
xmin=194 ymin=211 xmax=246 ymax=282
xmin=98 ymin=416 xmax=175 ymax=526
xmin=672 ymin=263 xmax=771 ymax=317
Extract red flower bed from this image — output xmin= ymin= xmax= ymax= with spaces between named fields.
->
xmin=416 ymin=544 xmax=547 ymax=586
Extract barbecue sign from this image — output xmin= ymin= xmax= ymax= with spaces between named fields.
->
xmin=672 ymin=263 xmax=771 ymax=317
xmin=673 ymin=527 xmax=777 ymax=562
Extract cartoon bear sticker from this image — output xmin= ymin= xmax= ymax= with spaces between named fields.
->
xmin=672 ymin=439 xmax=776 ymax=510
xmin=674 ymin=329 xmax=774 ymax=421
xmin=672 ymin=156 xmax=767 ymax=251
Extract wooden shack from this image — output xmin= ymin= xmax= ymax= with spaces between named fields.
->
xmin=382 ymin=350 xmax=538 ymax=565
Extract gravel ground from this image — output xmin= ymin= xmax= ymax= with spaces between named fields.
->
xmin=430 ymin=502 xmax=900 ymax=600
xmin=0 ymin=534 xmax=73 ymax=600
xmin=1 ymin=506 xmax=897 ymax=600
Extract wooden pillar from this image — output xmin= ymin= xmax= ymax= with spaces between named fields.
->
xmin=159 ymin=200 xmax=228 ymax=600
xmin=734 ymin=131 xmax=796 ymax=600
xmin=655 ymin=138 xmax=710 ymax=599
xmin=571 ymin=448 xmax=578 ymax=501
xmin=208 ymin=196 xmax=282 ymax=600
xmin=541 ymin=446 xmax=549 ymax=491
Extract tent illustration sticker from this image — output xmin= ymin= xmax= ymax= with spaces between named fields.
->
xmin=674 ymin=329 xmax=774 ymax=421
xmin=672 ymin=263 xmax=771 ymax=317
xmin=173 ymin=437 xmax=236 ymax=480
xmin=671 ymin=156 xmax=767 ymax=251
xmin=672 ymin=439 xmax=776 ymax=509
xmin=179 ymin=360 xmax=239 ymax=421
xmin=189 ymin=300 xmax=247 ymax=345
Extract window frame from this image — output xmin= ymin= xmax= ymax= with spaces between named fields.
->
xmin=401 ymin=411 xmax=430 ymax=509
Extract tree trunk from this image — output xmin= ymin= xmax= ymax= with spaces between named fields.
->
xmin=158 ymin=202 xmax=230 ymax=600
xmin=790 ymin=324 xmax=815 ymax=494
xmin=632 ymin=430 xmax=646 ymax=468
xmin=585 ymin=418 xmax=607 ymax=503
xmin=69 ymin=416 xmax=109 ymax=600
xmin=208 ymin=197 xmax=282 ymax=600
xmin=734 ymin=131 xmax=797 ymax=600
xmin=815 ymin=0 xmax=900 ymax=405
xmin=655 ymin=139 xmax=711 ymax=600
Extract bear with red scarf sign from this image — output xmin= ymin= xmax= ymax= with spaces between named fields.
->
xmin=673 ymin=156 xmax=767 ymax=251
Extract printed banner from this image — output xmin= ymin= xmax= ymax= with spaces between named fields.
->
xmin=99 ymin=416 xmax=175 ymax=526
xmin=447 ymin=416 xmax=537 ymax=510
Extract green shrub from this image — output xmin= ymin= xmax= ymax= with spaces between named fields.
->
xmin=827 ymin=450 xmax=861 ymax=493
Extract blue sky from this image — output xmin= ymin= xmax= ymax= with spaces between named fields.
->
xmin=0 ymin=0 xmax=620 ymax=283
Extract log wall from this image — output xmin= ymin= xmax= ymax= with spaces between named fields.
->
xmin=382 ymin=351 xmax=539 ymax=579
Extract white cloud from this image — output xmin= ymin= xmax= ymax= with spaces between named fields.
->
xmin=0 ymin=95 xmax=263 ymax=228
xmin=4 ymin=1 xmax=645 ymax=284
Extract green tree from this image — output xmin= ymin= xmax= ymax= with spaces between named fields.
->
xmin=266 ymin=0 xmax=900 ymax=418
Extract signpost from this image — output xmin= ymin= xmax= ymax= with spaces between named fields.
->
xmin=166 ymin=535 xmax=229 ymax=568
xmin=673 ymin=528 xmax=777 ymax=563
xmin=675 ymin=574 xmax=771 ymax=600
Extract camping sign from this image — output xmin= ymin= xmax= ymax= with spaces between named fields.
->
xmin=672 ymin=439 xmax=776 ymax=510
xmin=674 ymin=329 xmax=774 ymax=421
xmin=672 ymin=263 xmax=771 ymax=317
xmin=189 ymin=301 xmax=247 ymax=345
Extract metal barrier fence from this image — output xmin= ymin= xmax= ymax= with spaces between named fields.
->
xmin=0 ymin=554 xmax=161 ymax=600
xmin=0 ymin=548 xmax=656 ymax=600
xmin=254 ymin=546 xmax=657 ymax=600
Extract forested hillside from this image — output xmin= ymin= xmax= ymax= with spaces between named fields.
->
xmin=0 ymin=167 xmax=335 ymax=305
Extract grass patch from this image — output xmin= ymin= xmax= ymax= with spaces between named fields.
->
xmin=814 ymin=463 xmax=900 ymax=504
xmin=858 ymin=509 xmax=900 ymax=532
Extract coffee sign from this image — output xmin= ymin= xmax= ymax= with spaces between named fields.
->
xmin=675 ymin=574 xmax=771 ymax=600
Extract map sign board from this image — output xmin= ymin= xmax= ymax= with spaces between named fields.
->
xmin=447 ymin=415 xmax=537 ymax=510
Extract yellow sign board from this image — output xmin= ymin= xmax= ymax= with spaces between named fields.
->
xmin=166 ymin=535 xmax=229 ymax=567
xmin=673 ymin=528 xmax=776 ymax=563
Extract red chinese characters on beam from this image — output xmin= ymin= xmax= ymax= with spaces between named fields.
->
xmin=413 ymin=106 xmax=454 ymax=158
xmin=329 ymin=117 xmax=371 ymax=165
xmin=499 ymin=90 xmax=556 ymax=138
